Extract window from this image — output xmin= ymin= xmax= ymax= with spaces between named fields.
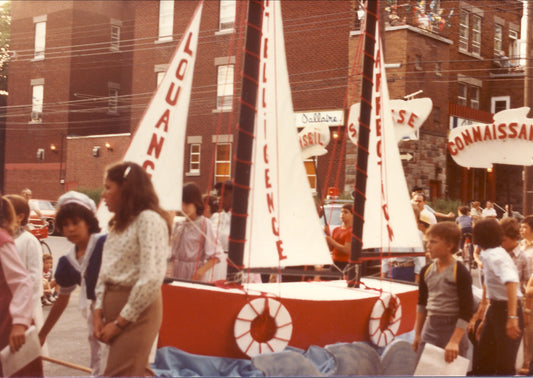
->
xmin=31 ymin=83 xmax=43 ymax=123
xmin=110 ymin=21 xmax=121 ymax=51
xmin=435 ymin=62 xmax=442 ymax=77
xmin=457 ymin=83 xmax=467 ymax=106
xmin=415 ymin=55 xmax=422 ymax=71
xmin=158 ymin=0 xmax=174 ymax=42
xmin=214 ymin=143 xmax=231 ymax=183
xmin=470 ymin=86 xmax=480 ymax=110
xmin=154 ymin=64 xmax=168 ymax=88
xmin=491 ymin=96 xmax=510 ymax=114
xmin=108 ymin=83 xmax=120 ymax=114
xmin=494 ymin=24 xmax=502 ymax=55
xmin=509 ymin=29 xmax=519 ymax=65
xmin=34 ymin=16 xmax=46 ymax=60
xmin=217 ymin=64 xmax=234 ymax=110
xmin=219 ymin=0 xmax=236 ymax=31
xmin=459 ymin=11 xmax=469 ymax=51
xmin=189 ymin=143 xmax=201 ymax=174
xmin=156 ymin=72 xmax=165 ymax=87
xmin=471 ymin=15 xmax=481 ymax=56
xmin=304 ymin=159 xmax=317 ymax=191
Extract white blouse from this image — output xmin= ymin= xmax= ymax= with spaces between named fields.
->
xmin=94 ymin=210 xmax=169 ymax=322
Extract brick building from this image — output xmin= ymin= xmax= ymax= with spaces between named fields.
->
xmin=5 ymin=0 xmax=134 ymax=198
xmin=4 ymin=0 xmax=351 ymax=201
xmin=2 ymin=0 xmax=528 ymax=211
xmin=347 ymin=0 xmax=525 ymax=209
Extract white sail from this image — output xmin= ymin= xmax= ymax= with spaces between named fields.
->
xmin=347 ymin=25 xmax=423 ymax=252
xmin=243 ymin=1 xmax=332 ymax=268
xmin=96 ymin=1 xmax=203 ymax=228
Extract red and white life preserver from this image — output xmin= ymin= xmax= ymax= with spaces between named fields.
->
xmin=368 ymin=292 xmax=402 ymax=347
xmin=234 ymin=297 xmax=293 ymax=357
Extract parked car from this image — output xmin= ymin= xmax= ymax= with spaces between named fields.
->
xmin=28 ymin=199 xmax=57 ymax=235
xmin=318 ymin=199 xmax=353 ymax=233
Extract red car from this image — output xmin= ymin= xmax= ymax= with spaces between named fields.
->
xmin=28 ymin=199 xmax=57 ymax=235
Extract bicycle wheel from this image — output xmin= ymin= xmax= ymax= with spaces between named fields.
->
xmin=41 ymin=240 xmax=52 ymax=255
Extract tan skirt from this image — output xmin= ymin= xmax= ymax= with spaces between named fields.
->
xmin=102 ymin=286 xmax=162 ymax=377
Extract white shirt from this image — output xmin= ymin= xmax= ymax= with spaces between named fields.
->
xmin=421 ymin=208 xmax=437 ymax=225
xmin=480 ymin=246 xmax=522 ymax=301
xmin=211 ymin=210 xmax=231 ymax=252
xmin=94 ymin=210 xmax=169 ymax=322
xmin=14 ymin=229 xmax=43 ymax=301
xmin=482 ymin=207 xmax=497 ymax=218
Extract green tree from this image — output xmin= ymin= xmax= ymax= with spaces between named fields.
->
xmin=0 ymin=1 xmax=11 ymax=94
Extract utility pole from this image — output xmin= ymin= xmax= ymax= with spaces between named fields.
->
xmin=524 ymin=0 xmax=533 ymax=215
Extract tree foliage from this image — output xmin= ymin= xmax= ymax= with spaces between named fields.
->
xmin=0 ymin=1 xmax=11 ymax=94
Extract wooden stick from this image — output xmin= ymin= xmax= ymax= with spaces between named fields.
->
xmin=41 ymin=355 xmax=92 ymax=373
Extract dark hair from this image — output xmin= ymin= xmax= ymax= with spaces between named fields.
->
xmin=203 ymin=194 xmax=219 ymax=215
xmin=56 ymin=203 xmax=101 ymax=235
xmin=0 ymin=196 xmax=16 ymax=236
xmin=522 ymin=215 xmax=533 ymax=230
xmin=473 ymin=218 xmax=503 ymax=250
xmin=5 ymin=194 xmax=30 ymax=226
xmin=342 ymin=203 xmax=354 ymax=213
xmin=458 ymin=206 xmax=469 ymax=216
xmin=183 ymin=182 xmax=204 ymax=216
xmin=105 ymin=161 xmax=172 ymax=234
xmin=426 ymin=221 xmax=461 ymax=253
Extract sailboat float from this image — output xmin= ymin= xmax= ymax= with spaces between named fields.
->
xmin=103 ymin=0 xmax=431 ymax=361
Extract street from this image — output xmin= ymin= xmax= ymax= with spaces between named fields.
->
xmin=37 ymin=236 xmax=483 ymax=377
xmin=41 ymin=236 xmax=91 ymax=377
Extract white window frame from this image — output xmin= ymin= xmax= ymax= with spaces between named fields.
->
xmin=494 ymin=24 xmax=502 ymax=55
xmin=158 ymin=0 xmax=174 ymax=42
xmin=154 ymin=64 xmax=168 ymax=88
xmin=214 ymin=142 xmax=232 ymax=183
xmin=31 ymin=83 xmax=44 ymax=123
xmin=471 ymin=15 xmax=481 ymax=56
xmin=470 ymin=86 xmax=480 ymax=110
xmin=303 ymin=158 xmax=317 ymax=192
xmin=509 ymin=29 xmax=520 ymax=65
xmin=189 ymin=143 xmax=201 ymax=174
xmin=110 ymin=20 xmax=121 ymax=52
xmin=34 ymin=16 xmax=47 ymax=60
xmin=491 ymin=96 xmax=510 ymax=114
xmin=217 ymin=64 xmax=234 ymax=111
xmin=459 ymin=10 xmax=469 ymax=52
xmin=219 ymin=0 xmax=236 ymax=31
xmin=458 ymin=83 xmax=467 ymax=106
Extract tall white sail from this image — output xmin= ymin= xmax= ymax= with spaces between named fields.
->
xmin=347 ymin=25 xmax=423 ymax=252
xmin=242 ymin=1 xmax=332 ymax=268
xmin=95 ymin=1 xmax=202 ymax=229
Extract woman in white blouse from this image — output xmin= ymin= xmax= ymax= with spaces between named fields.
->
xmin=93 ymin=162 xmax=172 ymax=376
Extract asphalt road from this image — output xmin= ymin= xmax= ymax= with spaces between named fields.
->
xmin=41 ymin=236 xmax=91 ymax=377
xmin=36 ymin=236 xmax=484 ymax=377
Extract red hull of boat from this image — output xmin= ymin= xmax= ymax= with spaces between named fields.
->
xmin=158 ymin=279 xmax=418 ymax=359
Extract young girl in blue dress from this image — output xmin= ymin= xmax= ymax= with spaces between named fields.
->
xmin=38 ymin=191 xmax=106 ymax=376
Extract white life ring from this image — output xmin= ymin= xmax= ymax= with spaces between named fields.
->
xmin=234 ymin=297 xmax=293 ymax=357
xmin=368 ymin=292 xmax=402 ymax=347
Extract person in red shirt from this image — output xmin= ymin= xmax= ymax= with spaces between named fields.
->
xmin=326 ymin=203 xmax=353 ymax=273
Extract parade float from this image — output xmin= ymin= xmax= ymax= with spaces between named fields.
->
xmin=99 ymin=0 xmax=431 ymax=361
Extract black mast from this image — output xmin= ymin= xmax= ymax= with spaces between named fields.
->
xmin=227 ymin=0 xmax=264 ymax=283
xmin=347 ymin=0 xmax=378 ymax=288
